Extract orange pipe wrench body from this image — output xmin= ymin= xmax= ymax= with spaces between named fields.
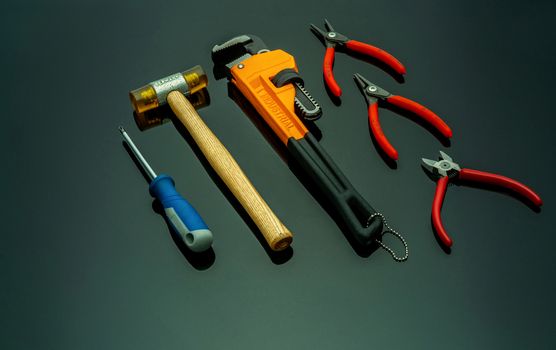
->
xmin=213 ymin=36 xmax=407 ymax=258
xmin=229 ymin=50 xmax=308 ymax=144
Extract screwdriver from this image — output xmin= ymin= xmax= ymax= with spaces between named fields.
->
xmin=119 ymin=126 xmax=213 ymax=252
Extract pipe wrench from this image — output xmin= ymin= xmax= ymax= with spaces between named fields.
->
xmin=211 ymin=35 xmax=407 ymax=259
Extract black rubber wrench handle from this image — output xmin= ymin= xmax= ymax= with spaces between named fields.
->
xmin=287 ymin=133 xmax=384 ymax=248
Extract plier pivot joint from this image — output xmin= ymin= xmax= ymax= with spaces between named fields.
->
xmin=310 ymin=19 xmax=406 ymax=97
xmin=354 ymin=73 xmax=452 ymax=161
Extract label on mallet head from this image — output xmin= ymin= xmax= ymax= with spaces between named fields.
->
xmin=151 ymin=73 xmax=190 ymax=105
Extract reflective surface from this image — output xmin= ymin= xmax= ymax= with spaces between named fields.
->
xmin=2 ymin=1 xmax=555 ymax=349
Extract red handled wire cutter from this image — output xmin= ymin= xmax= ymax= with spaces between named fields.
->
xmin=422 ymin=151 xmax=543 ymax=248
xmin=353 ymin=73 xmax=452 ymax=161
xmin=310 ymin=19 xmax=406 ymax=97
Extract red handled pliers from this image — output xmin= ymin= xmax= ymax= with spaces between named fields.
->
xmin=310 ymin=19 xmax=406 ymax=97
xmin=422 ymin=151 xmax=543 ymax=248
xmin=353 ymin=73 xmax=452 ymax=161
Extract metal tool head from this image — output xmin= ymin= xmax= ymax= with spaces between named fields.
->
xmin=323 ymin=18 xmax=336 ymax=32
xmin=422 ymin=151 xmax=461 ymax=178
xmin=310 ymin=19 xmax=348 ymax=46
xmin=353 ymin=73 xmax=391 ymax=103
xmin=211 ymin=34 xmax=268 ymax=69
xmin=309 ymin=23 xmax=327 ymax=41
xmin=310 ymin=19 xmax=335 ymax=37
xmin=353 ymin=72 xmax=371 ymax=91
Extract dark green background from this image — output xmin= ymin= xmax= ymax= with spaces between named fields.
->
xmin=2 ymin=1 xmax=555 ymax=349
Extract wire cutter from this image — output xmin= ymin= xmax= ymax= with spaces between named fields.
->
xmin=422 ymin=151 xmax=543 ymax=248
xmin=353 ymin=73 xmax=452 ymax=161
xmin=310 ymin=19 xmax=406 ymax=97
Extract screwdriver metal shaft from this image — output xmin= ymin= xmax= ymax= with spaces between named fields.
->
xmin=119 ymin=126 xmax=157 ymax=181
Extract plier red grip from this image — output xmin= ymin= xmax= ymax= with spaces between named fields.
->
xmin=310 ymin=19 xmax=406 ymax=97
xmin=422 ymin=151 xmax=543 ymax=248
xmin=354 ymin=73 xmax=452 ymax=161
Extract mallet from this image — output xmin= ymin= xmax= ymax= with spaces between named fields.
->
xmin=129 ymin=65 xmax=292 ymax=251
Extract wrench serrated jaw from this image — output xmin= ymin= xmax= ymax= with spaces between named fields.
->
xmin=294 ymin=83 xmax=322 ymax=120
xmin=211 ymin=35 xmax=252 ymax=65
xmin=211 ymin=34 xmax=268 ymax=66
xmin=211 ymin=35 xmax=252 ymax=52
xmin=212 ymin=35 xmax=250 ymax=55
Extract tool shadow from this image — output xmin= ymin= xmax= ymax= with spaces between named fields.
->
xmin=227 ymin=83 xmax=380 ymax=258
xmin=122 ymin=141 xmax=216 ymax=270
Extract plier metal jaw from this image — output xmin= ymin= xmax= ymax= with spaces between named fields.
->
xmin=353 ymin=73 xmax=452 ymax=161
xmin=421 ymin=150 xmax=460 ymax=178
xmin=310 ymin=19 xmax=349 ymax=48
xmin=422 ymin=151 xmax=543 ymax=249
xmin=310 ymin=19 xmax=406 ymax=97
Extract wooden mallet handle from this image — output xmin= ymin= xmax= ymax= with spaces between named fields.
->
xmin=167 ymin=91 xmax=293 ymax=251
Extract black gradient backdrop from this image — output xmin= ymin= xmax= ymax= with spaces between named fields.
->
xmin=2 ymin=1 xmax=555 ymax=349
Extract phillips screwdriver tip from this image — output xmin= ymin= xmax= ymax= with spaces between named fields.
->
xmin=118 ymin=125 xmax=125 ymax=134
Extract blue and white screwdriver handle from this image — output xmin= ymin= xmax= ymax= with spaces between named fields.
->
xmin=149 ymin=174 xmax=212 ymax=252
xmin=119 ymin=126 xmax=213 ymax=252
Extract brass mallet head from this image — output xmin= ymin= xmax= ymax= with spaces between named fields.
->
xmin=130 ymin=65 xmax=207 ymax=113
xmin=129 ymin=65 xmax=208 ymax=130
xmin=132 ymin=88 xmax=210 ymax=131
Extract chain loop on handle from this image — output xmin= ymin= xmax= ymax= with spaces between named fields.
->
xmin=367 ymin=212 xmax=409 ymax=262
